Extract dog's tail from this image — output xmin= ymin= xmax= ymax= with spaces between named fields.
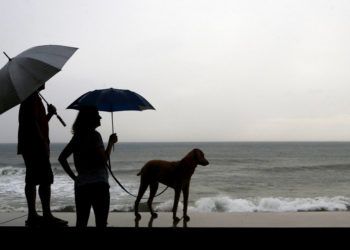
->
xmin=136 ymin=162 xmax=149 ymax=176
xmin=136 ymin=161 xmax=152 ymax=176
xmin=136 ymin=167 xmax=144 ymax=176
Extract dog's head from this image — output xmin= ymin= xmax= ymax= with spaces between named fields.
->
xmin=191 ymin=148 xmax=209 ymax=166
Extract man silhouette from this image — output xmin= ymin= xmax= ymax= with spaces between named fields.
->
xmin=18 ymin=84 xmax=67 ymax=227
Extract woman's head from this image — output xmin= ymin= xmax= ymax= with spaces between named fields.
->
xmin=72 ymin=107 xmax=101 ymax=134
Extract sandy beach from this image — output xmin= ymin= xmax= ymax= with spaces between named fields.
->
xmin=2 ymin=211 xmax=350 ymax=227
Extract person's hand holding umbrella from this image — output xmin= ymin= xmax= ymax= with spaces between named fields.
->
xmin=39 ymin=93 xmax=66 ymax=126
xmin=47 ymin=103 xmax=57 ymax=120
xmin=105 ymin=133 xmax=118 ymax=158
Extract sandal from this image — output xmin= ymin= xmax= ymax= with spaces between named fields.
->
xmin=25 ymin=215 xmax=44 ymax=227
xmin=42 ymin=216 xmax=68 ymax=227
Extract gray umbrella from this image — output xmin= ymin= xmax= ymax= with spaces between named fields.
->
xmin=0 ymin=45 xmax=78 ymax=125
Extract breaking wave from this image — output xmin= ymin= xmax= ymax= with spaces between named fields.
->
xmin=2 ymin=196 xmax=350 ymax=213
xmin=0 ymin=166 xmax=25 ymax=176
xmin=108 ymin=196 xmax=350 ymax=213
xmin=188 ymin=196 xmax=350 ymax=212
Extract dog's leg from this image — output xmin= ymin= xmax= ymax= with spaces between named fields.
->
xmin=172 ymin=187 xmax=181 ymax=223
xmin=182 ymin=184 xmax=190 ymax=222
xmin=134 ymin=180 xmax=149 ymax=220
xmin=148 ymin=182 xmax=159 ymax=218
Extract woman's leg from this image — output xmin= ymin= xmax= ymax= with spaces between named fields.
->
xmin=75 ymin=185 xmax=92 ymax=228
xmin=91 ymin=183 xmax=110 ymax=228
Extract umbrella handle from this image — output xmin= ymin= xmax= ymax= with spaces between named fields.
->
xmin=56 ymin=114 xmax=66 ymax=127
xmin=38 ymin=93 xmax=66 ymax=127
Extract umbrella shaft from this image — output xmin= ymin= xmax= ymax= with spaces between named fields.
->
xmin=38 ymin=93 xmax=49 ymax=105
xmin=111 ymin=112 xmax=115 ymax=151
xmin=111 ymin=112 xmax=114 ymax=133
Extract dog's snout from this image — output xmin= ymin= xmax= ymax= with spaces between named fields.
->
xmin=200 ymin=158 xmax=209 ymax=166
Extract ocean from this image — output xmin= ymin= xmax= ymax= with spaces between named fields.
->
xmin=1 ymin=142 xmax=350 ymax=213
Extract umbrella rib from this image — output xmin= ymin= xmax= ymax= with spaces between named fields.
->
xmin=18 ymin=56 xmax=61 ymax=73
xmin=18 ymin=51 xmax=73 ymax=64
xmin=7 ymin=61 xmax=41 ymax=95
xmin=15 ymin=58 xmax=60 ymax=84
xmin=9 ymin=59 xmax=60 ymax=100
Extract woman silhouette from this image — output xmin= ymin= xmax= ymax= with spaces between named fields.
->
xmin=59 ymin=107 xmax=117 ymax=227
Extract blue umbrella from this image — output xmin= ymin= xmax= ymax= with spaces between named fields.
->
xmin=67 ymin=88 xmax=155 ymax=133
xmin=67 ymin=88 xmax=161 ymax=197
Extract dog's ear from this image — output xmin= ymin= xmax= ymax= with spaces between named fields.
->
xmin=193 ymin=148 xmax=209 ymax=166
xmin=181 ymin=149 xmax=204 ymax=166
xmin=193 ymin=148 xmax=202 ymax=161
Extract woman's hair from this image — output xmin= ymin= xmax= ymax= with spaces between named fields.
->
xmin=72 ymin=107 xmax=99 ymax=134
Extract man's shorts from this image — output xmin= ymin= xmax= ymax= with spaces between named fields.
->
xmin=22 ymin=153 xmax=53 ymax=185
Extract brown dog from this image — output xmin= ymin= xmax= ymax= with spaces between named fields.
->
xmin=134 ymin=148 xmax=209 ymax=223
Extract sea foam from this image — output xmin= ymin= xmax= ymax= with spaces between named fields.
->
xmin=190 ymin=196 xmax=350 ymax=212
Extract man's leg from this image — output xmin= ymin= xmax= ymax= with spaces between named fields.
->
xmin=38 ymin=184 xmax=52 ymax=217
xmin=39 ymin=184 xmax=68 ymax=225
xmin=25 ymin=183 xmax=39 ymax=219
xmin=23 ymin=154 xmax=41 ymax=224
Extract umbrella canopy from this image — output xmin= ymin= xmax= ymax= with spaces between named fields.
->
xmin=0 ymin=45 xmax=78 ymax=114
xmin=67 ymin=88 xmax=155 ymax=132
xmin=67 ymin=88 xmax=155 ymax=112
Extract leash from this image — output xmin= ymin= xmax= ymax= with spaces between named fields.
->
xmin=107 ymin=158 xmax=168 ymax=199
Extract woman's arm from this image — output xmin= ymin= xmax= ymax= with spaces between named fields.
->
xmin=58 ymin=142 xmax=77 ymax=182
xmin=105 ymin=133 xmax=118 ymax=158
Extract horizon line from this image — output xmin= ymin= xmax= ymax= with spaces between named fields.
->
xmin=3 ymin=140 xmax=350 ymax=144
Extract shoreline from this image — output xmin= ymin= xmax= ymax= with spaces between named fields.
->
xmin=2 ymin=211 xmax=350 ymax=227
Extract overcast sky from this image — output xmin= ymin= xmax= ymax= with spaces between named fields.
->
xmin=1 ymin=0 xmax=350 ymax=142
